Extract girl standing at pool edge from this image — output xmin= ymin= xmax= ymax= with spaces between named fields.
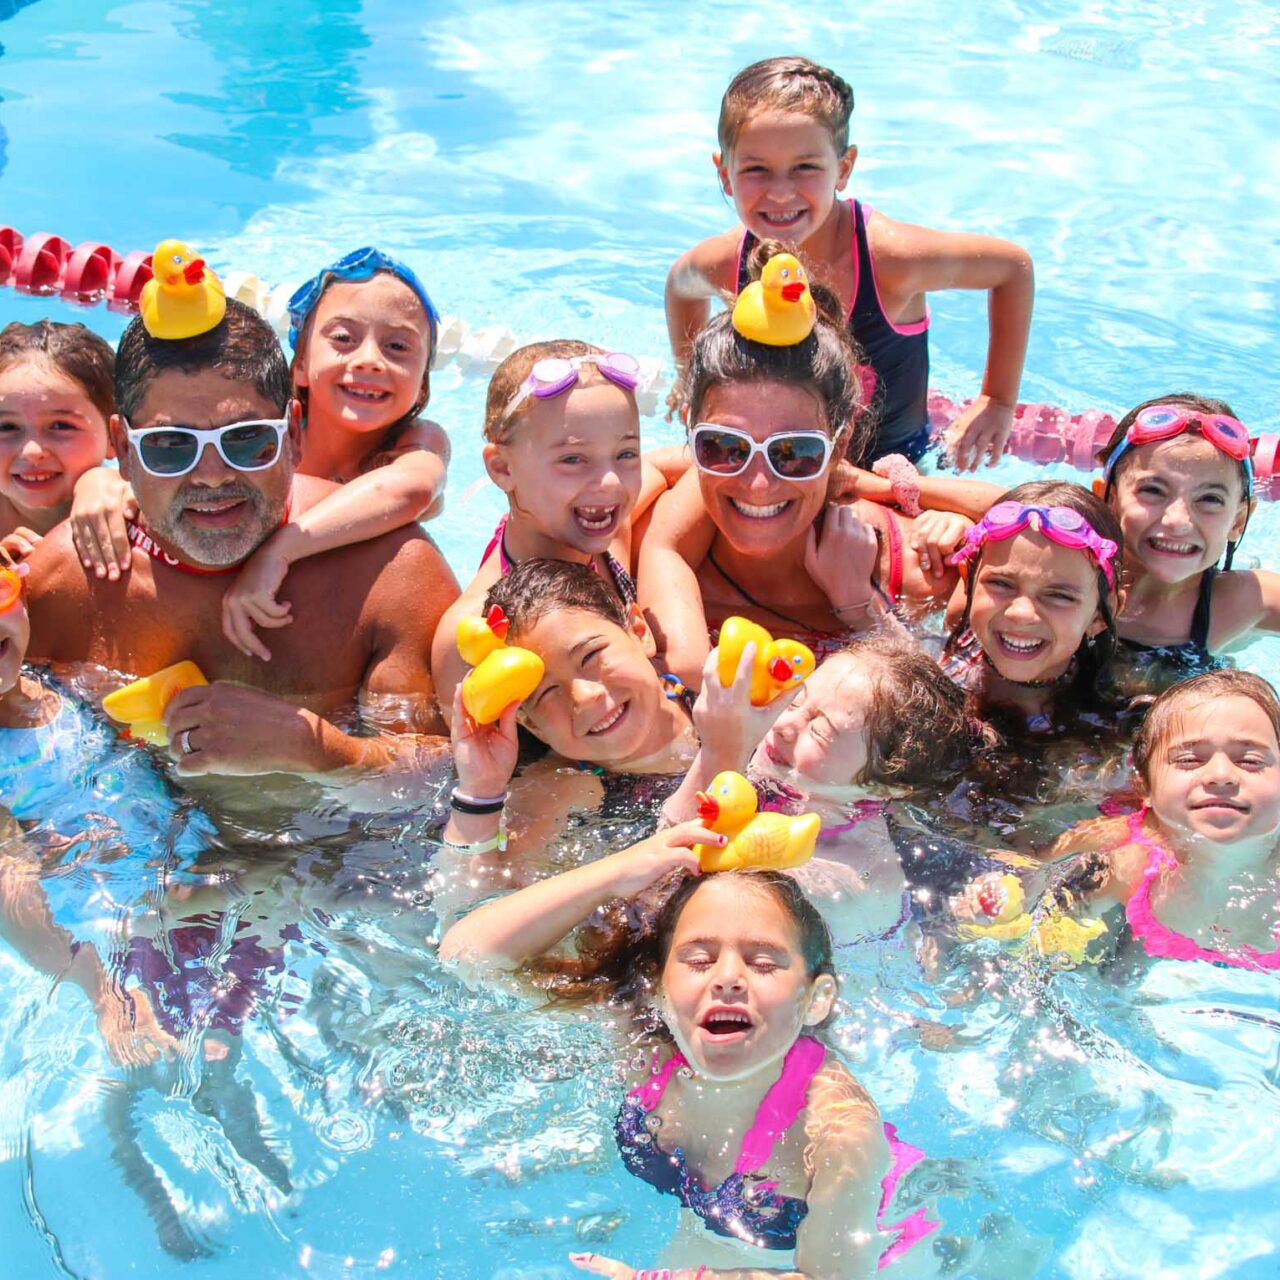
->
xmin=667 ymin=56 xmax=1034 ymax=469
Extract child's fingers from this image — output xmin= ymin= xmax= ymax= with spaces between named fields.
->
xmin=663 ymin=819 xmax=724 ymax=849
xmin=732 ymin=640 xmax=758 ymax=690
xmin=221 ymin=600 xmax=273 ymax=662
xmin=104 ymin=510 xmax=133 ymax=572
xmin=568 ymin=1251 xmax=629 ymax=1278
xmin=243 ymin=596 xmax=293 ymax=626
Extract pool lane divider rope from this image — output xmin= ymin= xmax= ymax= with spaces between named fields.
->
xmin=2 ymin=225 xmax=1276 ymax=489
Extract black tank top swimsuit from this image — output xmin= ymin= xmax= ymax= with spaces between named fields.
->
xmin=1118 ymin=567 xmax=1223 ymax=677
xmin=737 ymin=200 xmax=930 ymax=459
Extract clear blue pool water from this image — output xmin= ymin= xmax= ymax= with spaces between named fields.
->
xmin=2 ymin=1 xmax=1280 ymax=1276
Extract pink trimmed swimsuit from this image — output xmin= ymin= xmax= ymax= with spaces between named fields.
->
xmin=738 ymin=200 xmax=931 ymax=461
xmin=1124 ymin=809 xmax=1280 ymax=972
xmin=478 ymin=513 xmax=637 ymax=606
xmin=615 ymin=1035 xmax=937 ymax=1264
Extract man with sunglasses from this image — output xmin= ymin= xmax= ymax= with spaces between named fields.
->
xmin=24 ymin=301 xmax=459 ymax=777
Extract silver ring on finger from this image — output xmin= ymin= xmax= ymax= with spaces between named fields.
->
xmin=176 ymin=727 xmax=195 ymax=756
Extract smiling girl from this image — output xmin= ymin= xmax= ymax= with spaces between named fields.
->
xmin=432 ymin=340 xmax=670 ymax=719
xmin=1096 ymin=393 xmax=1280 ymax=691
xmin=0 ymin=321 xmax=114 ymax=562
xmin=943 ymin=480 xmax=1124 ymax=734
xmin=1033 ymin=671 xmax=1280 ymax=972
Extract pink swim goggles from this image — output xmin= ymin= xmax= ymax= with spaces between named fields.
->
xmin=1103 ymin=404 xmax=1253 ymax=493
xmin=949 ymin=502 xmax=1119 ymax=588
xmin=505 ymin=352 xmax=640 ymax=416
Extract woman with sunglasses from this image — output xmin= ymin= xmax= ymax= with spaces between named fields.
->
xmin=71 ymin=247 xmax=451 ymax=663
xmin=943 ymin=480 xmax=1124 ymax=734
xmin=432 ymin=339 xmax=670 ymax=721
xmin=1094 ymin=393 xmax=1280 ymax=693
xmin=638 ymin=268 xmax=978 ymax=689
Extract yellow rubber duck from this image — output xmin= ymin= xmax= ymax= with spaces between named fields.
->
xmin=140 ymin=239 xmax=226 ymax=340
xmin=957 ymin=873 xmax=1107 ymax=965
xmin=102 ymin=660 xmax=208 ymax=746
xmin=694 ymin=771 xmax=820 ymax=873
xmin=457 ymin=606 xmax=545 ymax=725
xmin=731 ymin=253 xmax=817 ymax=347
xmin=717 ymin=616 xmax=815 ymax=706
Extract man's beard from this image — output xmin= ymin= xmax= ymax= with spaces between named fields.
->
xmin=148 ymin=482 xmax=282 ymax=568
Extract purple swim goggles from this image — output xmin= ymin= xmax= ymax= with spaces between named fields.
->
xmin=504 ymin=352 xmax=640 ymax=417
xmin=949 ymin=502 xmax=1119 ymax=588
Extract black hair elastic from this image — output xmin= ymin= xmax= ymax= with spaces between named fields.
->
xmin=450 ymin=790 xmax=507 ymax=816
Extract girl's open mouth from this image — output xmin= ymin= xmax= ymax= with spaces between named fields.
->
xmin=699 ymin=1007 xmax=754 ymax=1041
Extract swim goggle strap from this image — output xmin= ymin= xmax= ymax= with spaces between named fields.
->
xmin=1102 ymin=404 xmax=1254 ymax=494
xmin=690 ymin=423 xmax=834 ymax=481
xmin=948 ymin=502 xmax=1119 ymax=589
xmin=0 ymin=561 xmax=29 ymax=612
xmin=502 ymin=352 xmax=640 ymax=418
xmin=286 ymin=246 xmax=441 ymax=355
xmin=124 ymin=417 xmax=290 ymax=478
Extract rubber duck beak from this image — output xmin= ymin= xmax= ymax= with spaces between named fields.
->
xmin=485 ymin=604 xmax=510 ymax=640
xmin=695 ymin=792 xmax=719 ymax=823
xmin=182 ymin=257 xmax=207 ymax=284
xmin=780 ymin=282 xmax=806 ymax=303
xmin=767 ymin=656 xmax=793 ymax=683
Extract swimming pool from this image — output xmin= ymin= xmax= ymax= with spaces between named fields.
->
xmin=2 ymin=0 xmax=1280 ymax=1275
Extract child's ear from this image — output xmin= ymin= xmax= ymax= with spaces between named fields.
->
xmin=802 ymin=974 xmax=838 ymax=1026
xmin=484 ymin=443 xmax=516 ymax=494
xmin=626 ymin=603 xmax=657 ymax=657
xmin=835 ymin=144 xmax=857 ymax=190
xmin=1229 ymin=497 xmax=1253 ymax=541
xmin=109 ymin=414 xmax=131 ymax=481
xmin=291 ymin=347 xmax=309 ymax=390
xmin=286 ymin=398 xmax=304 ymax=462
xmin=713 ymin=149 xmax=732 ymax=197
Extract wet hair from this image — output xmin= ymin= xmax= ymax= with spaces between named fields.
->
xmin=838 ymin=634 xmax=976 ymax=785
xmin=292 ymin=269 xmax=433 ymax=433
xmin=484 ymin=339 xmax=633 ymax=444
xmin=718 ymin=56 xmax=854 ymax=156
xmin=483 ymin=558 xmax=629 ymax=638
xmin=677 ymin=239 xmax=870 ymax=464
xmin=1096 ymin=391 xmax=1251 ymax=569
xmin=527 ymin=869 xmax=836 ymax=1027
xmin=0 ymin=320 xmax=115 ymax=422
xmin=1133 ymin=669 xmax=1280 ymax=787
xmin=945 ymin=479 xmax=1125 ymax=696
xmin=114 ymin=298 xmax=291 ymax=422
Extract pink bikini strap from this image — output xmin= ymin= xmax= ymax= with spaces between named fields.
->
xmin=478 ymin=513 xmax=511 ymax=573
xmin=626 ymin=1047 xmax=688 ymax=1111
xmin=820 ymin=799 xmax=887 ymax=839
xmin=734 ymin=1036 xmax=826 ymax=1175
xmin=879 ymin=509 xmax=904 ymax=607
xmin=1124 ymin=807 xmax=1280 ymax=971
xmin=876 ymin=1122 xmax=940 ymax=1268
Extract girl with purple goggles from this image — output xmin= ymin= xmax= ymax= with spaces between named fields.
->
xmin=949 ymin=502 xmax=1119 ymax=588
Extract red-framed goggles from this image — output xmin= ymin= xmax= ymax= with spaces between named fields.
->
xmin=0 ymin=561 xmax=30 ymax=612
xmin=1103 ymin=404 xmax=1253 ymax=492
xmin=948 ymin=501 xmax=1118 ymax=589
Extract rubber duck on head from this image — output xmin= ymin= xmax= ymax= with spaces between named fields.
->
xmin=730 ymin=252 xmax=817 ymax=347
xmin=694 ymin=770 xmax=820 ymax=872
xmin=139 ymin=238 xmax=227 ymax=340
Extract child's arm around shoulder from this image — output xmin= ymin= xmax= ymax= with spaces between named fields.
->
xmin=636 ymin=468 xmax=716 ymax=687
xmin=222 ymin=422 xmax=449 ymax=660
xmin=665 ymin=228 xmax=744 ymax=365
xmin=868 ymin=210 xmax=1034 ymax=472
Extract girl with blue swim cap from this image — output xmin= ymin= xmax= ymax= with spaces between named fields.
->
xmin=68 ymin=247 xmax=450 ymax=662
